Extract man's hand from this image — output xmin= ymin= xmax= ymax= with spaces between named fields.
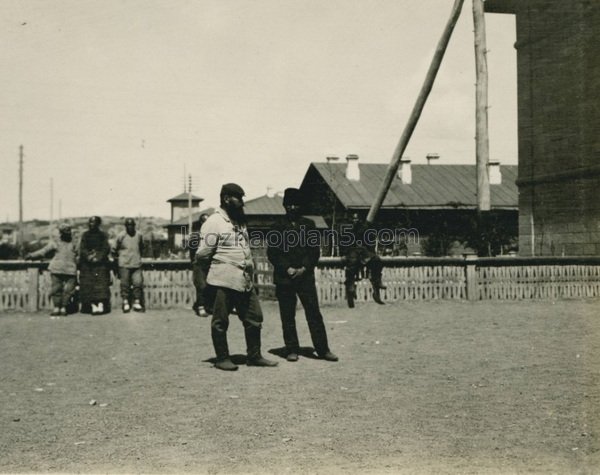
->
xmin=288 ymin=267 xmax=306 ymax=279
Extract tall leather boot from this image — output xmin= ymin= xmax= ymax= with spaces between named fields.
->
xmin=244 ymin=325 xmax=277 ymax=367
xmin=371 ymin=283 xmax=385 ymax=305
xmin=212 ymin=328 xmax=237 ymax=371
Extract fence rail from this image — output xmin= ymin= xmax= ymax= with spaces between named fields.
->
xmin=1 ymin=256 xmax=600 ymax=311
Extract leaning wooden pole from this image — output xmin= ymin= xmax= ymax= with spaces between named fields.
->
xmin=366 ymin=0 xmax=465 ymax=224
xmin=473 ymin=0 xmax=490 ymax=211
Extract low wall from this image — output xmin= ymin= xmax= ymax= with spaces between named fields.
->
xmin=1 ymin=256 xmax=599 ymax=311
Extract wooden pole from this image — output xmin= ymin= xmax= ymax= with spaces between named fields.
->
xmin=366 ymin=0 xmax=465 ymax=224
xmin=50 ymin=177 xmax=54 ymax=238
xmin=473 ymin=0 xmax=490 ymax=211
xmin=187 ymin=174 xmax=193 ymax=240
xmin=18 ymin=145 xmax=24 ymax=254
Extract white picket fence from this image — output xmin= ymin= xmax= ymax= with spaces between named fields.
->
xmin=1 ymin=256 xmax=600 ymax=311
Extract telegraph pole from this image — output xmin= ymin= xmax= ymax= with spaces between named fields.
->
xmin=18 ymin=145 xmax=24 ymax=254
xmin=473 ymin=0 xmax=490 ymax=211
xmin=187 ymin=174 xmax=193 ymax=240
xmin=50 ymin=177 xmax=54 ymax=237
xmin=367 ymin=0 xmax=465 ymax=223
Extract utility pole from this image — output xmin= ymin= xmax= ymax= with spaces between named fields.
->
xmin=50 ymin=177 xmax=54 ymax=237
xmin=187 ymin=174 xmax=193 ymax=241
xmin=326 ymin=156 xmax=339 ymax=256
xmin=18 ymin=145 xmax=24 ymax=254
xmin=473 ymin=0 xmax=490 ymax=211
xmin=366 ymin=0 xmax=465 ymax=223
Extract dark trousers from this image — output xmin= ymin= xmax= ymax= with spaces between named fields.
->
xmin=50 ymin=273 xmax=77 ymax=308
xmin=192 ymin=263 xmax=207 ymax=310
xmin=275 ymin=279 xmax=330 ymax=356
xmin=119 ymin=267 xmax=143 ymax=301
xmin=211 ymin=287 xmax=264 ymax=361
xmin=344 ymin=253 xmax=383 ymax=287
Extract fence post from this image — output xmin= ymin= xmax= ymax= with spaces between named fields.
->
xmin=464 ymin=254 xmax=478 ymax=301
xmin=27 ymin=267 xmax=39 ymax=312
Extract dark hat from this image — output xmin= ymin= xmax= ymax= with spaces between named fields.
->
xmin=124 ymin=218 xmax=135 ymax=226
xmin=283 ymin=188 xmax=303 ymax=207
xmin=220 ymin=183 xmax=245 ymax=199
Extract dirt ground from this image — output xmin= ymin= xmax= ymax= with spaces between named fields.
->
xmin=0 ymin=299 xmax=599 ymax=474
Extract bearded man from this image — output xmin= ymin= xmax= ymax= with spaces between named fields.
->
xmin=195 ymin=183 xmax=277 ymax=371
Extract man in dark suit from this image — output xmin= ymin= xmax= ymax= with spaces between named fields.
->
xmin=267 ymin=188 xmax=338 ymax=363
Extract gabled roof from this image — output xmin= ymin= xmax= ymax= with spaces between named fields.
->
xmin=244 ymin=194 xmax=286 ymax=215
xmin=167 ymin=192 xmax=204 ymax=203
xmin=244 ymin=194 xmax=327 ymax=228
xmin=164 ymin=207 xmax=215 ymax=228
xmin=302 ymin=163 xmax=518 ymax=209
xmin=164 ymin=196 xmax=328 ymax=229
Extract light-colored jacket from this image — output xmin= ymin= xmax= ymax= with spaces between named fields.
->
xmin=114 ymin=231 xmax=143 ymax=268
xmin=195 ymin=208 xmax=254 ymax=292
xmin=29 ymin=240 xmax=78 ymax=276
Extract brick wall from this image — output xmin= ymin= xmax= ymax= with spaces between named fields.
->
xmin=514 ymin=0 xmax=600 ymax=256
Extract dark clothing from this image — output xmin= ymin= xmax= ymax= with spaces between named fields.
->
xmin=192 ymin=263 xmax=208 ymax=310
xmin=275 ymin=281 xmax=330 ymax=355
xmin=211 ymin=287 xmax=263 ymax=360
xmin=79 ymin=229 xmax=112 ymax=311
xmin=189 ymin=231 xmax=208 ymax=310
xmin=267 ymin=216 xmax=320 ymax=286
xmin=119 ymin=267 xmax=143 ymax=301
xmin=188 ymin=231 xmax=201 ymax=263
xmin=28 ymin=238 xmax=78 ymax=311
xmin=340 ymin=222 xmax=384 ymax=287
xmin=267 ymin=216 xmax=331 ymax=356
xmin=344 ymin=253 xmax=384 ymax=287
xmin=50 ymin=274 xmax=77 ymax=308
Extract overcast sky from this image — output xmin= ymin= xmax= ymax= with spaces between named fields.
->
xmin=0 ymin=0 xmax=517 ymax=221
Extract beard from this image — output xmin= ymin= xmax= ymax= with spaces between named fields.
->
xmin=225 ymin=202 xmax=247 ymax=225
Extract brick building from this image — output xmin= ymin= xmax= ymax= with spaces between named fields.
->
xmin=486 ymin=0 xmax=600 ymax=256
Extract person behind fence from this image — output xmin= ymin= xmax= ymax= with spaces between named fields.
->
xmin=341 ymin=212 xmax=386 ymax=305
xmin=79 ymin=216 xmax=112 ymax=315
xmin=188 ymin=213 xmax=209 ymax=317
xmin=26 ymin=223 xmax=78 ymax=316
xmin=267 ymin=188 xmax=338 ymax=363
xmin=195 ymin=183 xmax=277 ymax=371
xmin=113 ymin=218 xmax=145 ymax=313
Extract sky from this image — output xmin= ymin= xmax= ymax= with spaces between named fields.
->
xmin=0 ymin=0 xmax=517 ymax=221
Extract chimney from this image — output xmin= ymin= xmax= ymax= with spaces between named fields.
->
xmin=488 ymin=161 xmax=501 ymax=184
xmin=426 ymin=153 xmax=440 ymax=165
xmin=398 ymin=159 xmax=412 ymax=184
xmin=266 ymin=186 xmax=275 ymax=198
xmin=345 ymin=154 xmax=360 ymax=181
xmin=326 ymin=156 xmax=339 ymax=163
